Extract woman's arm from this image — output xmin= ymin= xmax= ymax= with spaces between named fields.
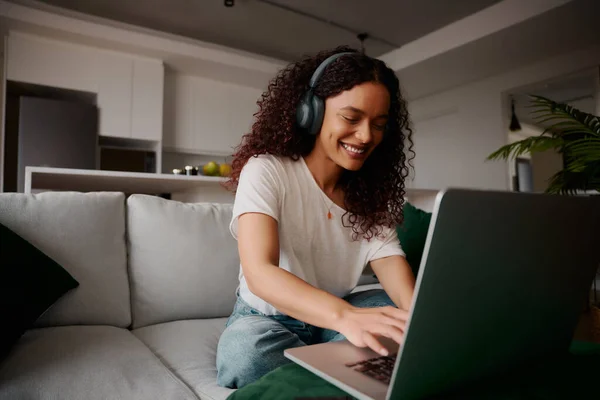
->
xmin=370 ymin=256 xmax=416 ymax=311
xmin=238 ymin=212 xmax=351 ymax=327
xmin=238 ymin=212 xmax=408 ymax=355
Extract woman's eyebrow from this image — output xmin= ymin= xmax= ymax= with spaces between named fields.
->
xmin=340 ymin=106 xmax=364 ymax=114
xmin=340 ymin=106 xmax=388 ymax=119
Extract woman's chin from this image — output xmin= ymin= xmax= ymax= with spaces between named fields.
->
xmin=334 ymin=156 xmax=366 ymax=171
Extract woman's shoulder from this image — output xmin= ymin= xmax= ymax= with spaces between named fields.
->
xmin=246 ymin=153 xmax=283 ymax=166
xmin=244 ymin=154 xmax=297 ymax=173
xmin=241 ymin=154 xmax=297 ymax=183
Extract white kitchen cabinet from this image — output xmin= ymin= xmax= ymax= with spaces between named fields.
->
xmin=7 ymin=33 xmax=164 ymax=142
xmin=99 ymin=56 xmax=163 ymax=140
xmin=6 ymin=33 xmax=97 ymax=93
xmin=131 ymin=59 xmax=164 ymax=141
xmin=164 ymin=74 xmax=260 ymax=155
xmin=96 ymin=52 xmax=133 ymax=138
xmin=163 ymin=73 xmax=194 ymax=150
xmin=223 ymin=83 xmax=260 ymax=151
xmin=192 ymin=78 xmax=230 ymax=154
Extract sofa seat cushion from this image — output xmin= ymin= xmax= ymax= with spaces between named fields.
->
xmin=134 ymin=318 xmax=234 ymax=400
xmin=0 ymin=325 xmax=198 ymax=400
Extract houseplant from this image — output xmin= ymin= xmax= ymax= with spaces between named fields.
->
xmin=488 ymin=95 xmax=600 ymax=194
xmin=487 ymin=95 xmax=600 ymax=341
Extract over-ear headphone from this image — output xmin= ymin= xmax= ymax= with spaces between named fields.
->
xmin=296 ymin=52 xmax=353 ymax=135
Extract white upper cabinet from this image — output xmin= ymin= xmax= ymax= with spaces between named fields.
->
xmin=6 ymin=33 xmax=164 ymax=141
xmin=191 ymin=77 xmax=230 ymax=154
xmin=222 ymin=83 xmax=261 ymax=151
xmin=131 ymin=59 xmax=164 ymax=141
xmin=163 ymin=73 xmax=194 ymax=150
xmin=6 ymin=33 xmax=98 ymax=93
xmin=163 ymin=74 xmax=261 ymax=155
xmin=96 ymin=52 xmax=133 ymax=138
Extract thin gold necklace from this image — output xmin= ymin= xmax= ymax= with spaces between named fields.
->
xmin=319 ymin=193 xmax=335 ymax=220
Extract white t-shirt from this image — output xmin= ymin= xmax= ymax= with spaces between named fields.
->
xmin=230 ymin=154 xmax=405 ymax=315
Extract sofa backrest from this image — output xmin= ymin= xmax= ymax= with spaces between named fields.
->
xmin=0 ymin=192 xmax=131 ymax=328
xmin=127 ymin=194 xmax=240 ymax=329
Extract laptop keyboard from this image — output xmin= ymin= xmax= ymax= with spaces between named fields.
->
xmin=345 ymin=353 xmax=397 ymax=384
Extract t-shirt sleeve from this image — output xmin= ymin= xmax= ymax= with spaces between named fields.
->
xmin=369 ymin=226 xmax=406 ymax=261
xmin=230 ymin=156 xmax=281 ymax=240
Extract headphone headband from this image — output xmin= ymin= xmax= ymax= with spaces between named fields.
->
xmin=308 ymin=52 xmax=354 ymax=88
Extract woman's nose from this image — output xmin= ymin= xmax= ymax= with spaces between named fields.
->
xmin=355 ymin=123 xmax=373 ymax=143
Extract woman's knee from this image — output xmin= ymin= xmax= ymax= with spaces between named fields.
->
xmin=216 ymin=315 xmax=304 ymax=388
xmin=345 ymin=289 xmax=394 ymax=309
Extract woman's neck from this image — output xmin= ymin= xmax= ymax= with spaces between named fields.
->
xmin=303 ymin=148 xmax=344 ymax=196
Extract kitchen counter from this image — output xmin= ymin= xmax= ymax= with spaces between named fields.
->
xmin=24 ymin=167 xmax=232 ymax=201
xmin=24 ymin=167 xmax=440 ymax=206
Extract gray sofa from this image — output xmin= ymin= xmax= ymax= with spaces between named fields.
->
xmin=0 ymin=192 xmax=241 ymax=400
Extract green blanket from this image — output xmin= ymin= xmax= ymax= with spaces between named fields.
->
xmin=227 ymin=341 xmax=600 ymax=400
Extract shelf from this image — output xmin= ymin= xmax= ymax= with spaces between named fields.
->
xmin=25 ymin=166 xmax=227 ymax=195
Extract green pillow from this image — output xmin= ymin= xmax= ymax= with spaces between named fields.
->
xmin=0 ymin=222 xmax=79 ymax=359
xmin=396 ymin=202 xmax=432 ymax=277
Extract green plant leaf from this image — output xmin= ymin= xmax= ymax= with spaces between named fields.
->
xmin=562 ymin=139 xmax=600 ymax=167
xmin=486 ymin=136 xmax=563 ymax=161
xmin=565 ymin=162 xmax=587 ymax=173
xmin=545 ymin=168 xmax=600 ymax=195
xmin=529 ymin=95 xmax=600 ymax=138
xmin=490 ymin=95 xmax=600 ymax=194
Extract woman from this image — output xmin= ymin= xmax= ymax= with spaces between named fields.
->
xmin=217 ymin=46 xmax=416 ymax=389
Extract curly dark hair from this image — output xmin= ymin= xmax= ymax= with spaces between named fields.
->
xmin=227 ymin=46 xmax=414 ymax=240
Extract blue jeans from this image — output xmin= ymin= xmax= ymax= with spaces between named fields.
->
xmin=216 ymin=289 xmax=394 ymax=389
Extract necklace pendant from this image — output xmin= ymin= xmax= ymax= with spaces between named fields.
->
xmin=327 ymin=211 xmax=332 ymax=220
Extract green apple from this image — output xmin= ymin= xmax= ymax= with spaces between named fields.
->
xmin=203 ymin=161 xmax=219 ymax=176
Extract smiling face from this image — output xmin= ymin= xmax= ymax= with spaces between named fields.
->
xmin=314 ymin=81 xmax=390 ymax=171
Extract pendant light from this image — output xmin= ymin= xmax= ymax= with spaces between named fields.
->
xmin=509 ymin=97 xmax=522 ymax=132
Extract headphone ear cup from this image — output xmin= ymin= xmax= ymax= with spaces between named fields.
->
xmin=296 ymin=92 xmax=314 ymax=131
xmin=309 ymin=94 xmax=324 ymax=135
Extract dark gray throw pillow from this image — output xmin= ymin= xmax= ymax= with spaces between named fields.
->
xmin=0 ymin=222 xmax=79 ymax=359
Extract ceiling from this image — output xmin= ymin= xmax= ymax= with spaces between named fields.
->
xmin=27 ymin=0 xmax=503 ymax=61
xmin=510 ymin=69 xmax=598 ymax=127
xmin=5 ymin=0 xmax=595 ymax=100
xmin=398 ymin=0 xmax=600 ymax=99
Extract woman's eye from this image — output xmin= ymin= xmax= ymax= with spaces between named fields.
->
xmin=373 ymin=124 xmax=386 ymax=131
xmin=342 ymin=115 xmax=359 ymax=123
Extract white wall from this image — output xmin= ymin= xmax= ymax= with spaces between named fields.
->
xmin=408 ymin=92 xmax=506 ymax=191
xmin=406 ymin=44 xmax=600 ymax=191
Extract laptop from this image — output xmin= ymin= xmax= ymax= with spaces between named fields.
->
xmin=285 ymin=188 xmax=600 ymax=400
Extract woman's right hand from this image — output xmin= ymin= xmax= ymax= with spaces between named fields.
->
xmin=336 ymin=306 xmax=409 ymax=356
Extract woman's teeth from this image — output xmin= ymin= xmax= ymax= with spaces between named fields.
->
xmin=341 ymin=143 xmax=365 ymax=154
